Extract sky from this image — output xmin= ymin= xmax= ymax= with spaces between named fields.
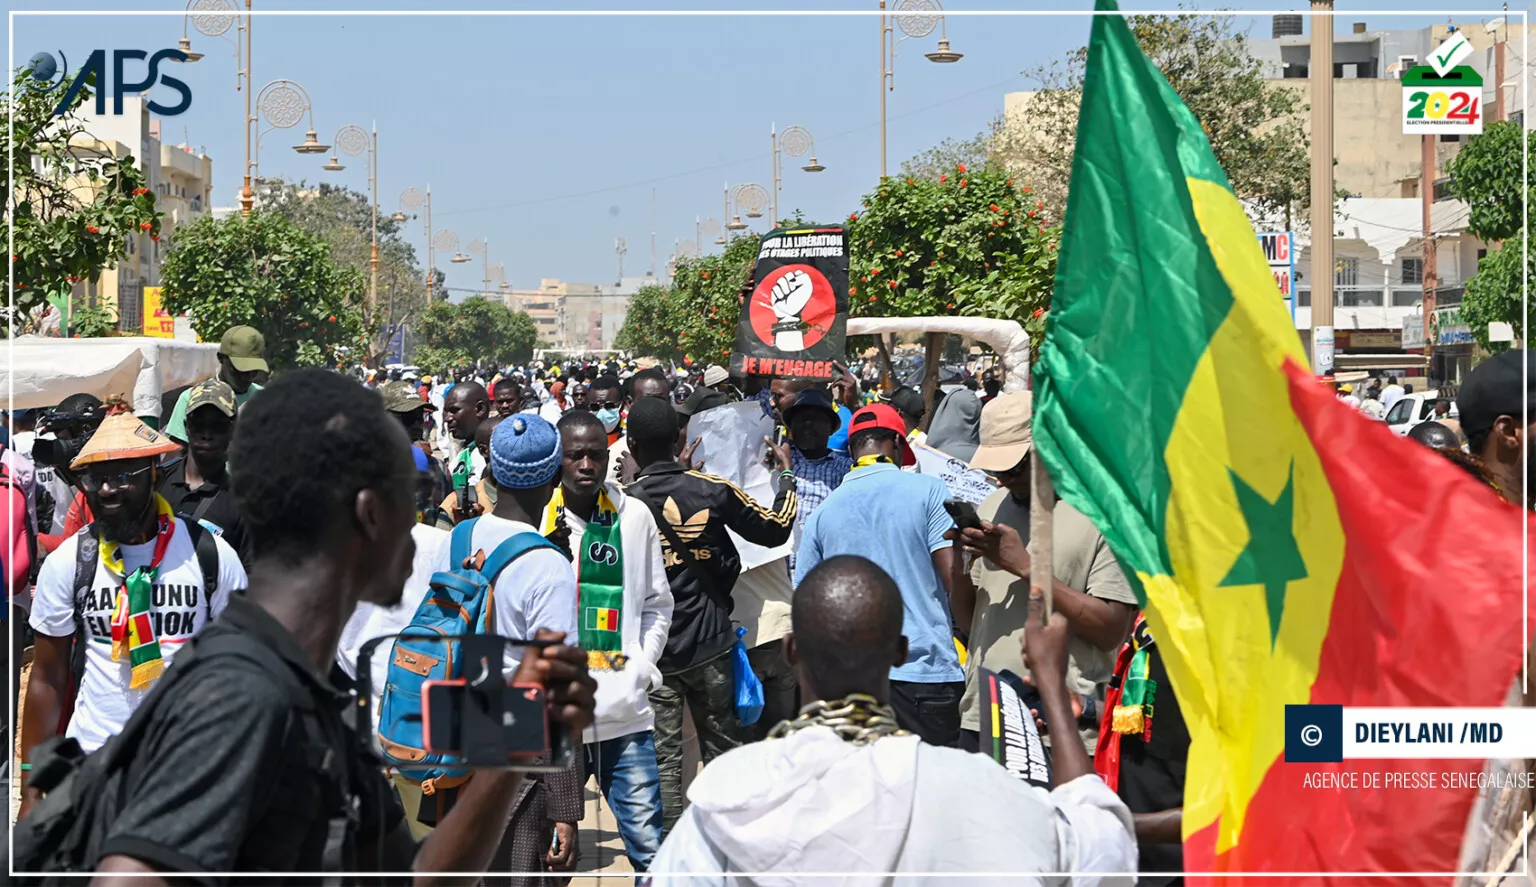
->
xmin=8 ymin=0 xmax=1518 ymax=300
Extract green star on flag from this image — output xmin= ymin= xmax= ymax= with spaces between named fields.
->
xmin=1218 ymin=461 xmax=1308 ymax=647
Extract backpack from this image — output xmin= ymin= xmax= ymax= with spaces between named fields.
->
xmin=61 ymin=517 xmax=221 ymax=731
xmin=376 ymin=517 xmax=558 ymax=794
xmin=0 ymin=462 xmax=36 ymax=597
xmin=13 ymin=629 xmax=350 ymax=882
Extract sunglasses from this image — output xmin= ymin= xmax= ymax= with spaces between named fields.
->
xmin=592 ymin=400 xmax=622 ymax=411
xmin=80 ymin=465 xmax=154 ymax=492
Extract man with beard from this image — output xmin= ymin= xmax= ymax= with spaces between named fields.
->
xmin=1457 ymin=349 xmax=1535 ymax=508
xmin=158 ymin=380 xmax=250 ymax=564
xmin=162 ymin=326 xmax=267 ymax=444
xmin=443 ymin=381 xmax=491 ymax=492
xmin=19 ymin=405 xmax=247 ymax=817
xmin=21 ymin=371 xmax=595 ymax=880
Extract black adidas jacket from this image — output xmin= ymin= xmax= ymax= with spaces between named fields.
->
xmin=628 ymin=461 xmax=797 ymax=673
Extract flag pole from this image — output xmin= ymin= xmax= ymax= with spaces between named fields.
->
xmin=1028 ymin=342 xmax=1054 ymax=622
xmin=1030 ymin=447 xmax=1055 ymax=623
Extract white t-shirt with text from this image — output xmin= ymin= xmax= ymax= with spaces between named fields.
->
xmin=30 ymin=521 xmax=246 ymax=752
xmin=440 ymin=515 xmax=578 ymax=671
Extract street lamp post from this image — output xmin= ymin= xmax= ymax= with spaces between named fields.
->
xmin=177 ymin=1 xmax=254 ymax=211
xmin=880 ymin=0 xmax=962 ymax=179
xmin=396 ymin=187 xmax=435 ymax=298
xmin=771 ymin=123 xmax=824 ymax=226
xmin=240 ymin=1 xmax=254 ymax=214
xmin=250 ymin=79 xmax=328 ymax=196
xmin=468 ymin=238 xmax=490 ymax=295
xmin=723 ymin=182 xmax=769 ymax=237
xmin=696 ymin=216 xmax=720 ymax=253
xmin=320 ymin=123 xmax=378 ymax=314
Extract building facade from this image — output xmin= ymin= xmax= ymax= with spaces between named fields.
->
xmin=67 ymin=95 xmax=213 ymax=336
xmin=503 ymin=274 xmax=652 ymax=352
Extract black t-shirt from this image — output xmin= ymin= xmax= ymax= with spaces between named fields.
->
xmin=1116 ymin=640 xmax=1190 ymax=876
xmin=158 ymin=460 xmax=250 ymax=565
xmin=96 ymin=596 xmax=407 ymax=880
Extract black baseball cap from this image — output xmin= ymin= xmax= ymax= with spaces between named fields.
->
xmin=1456 ymin=350 xmax=1534 ymax=441
xmin=883 ymin=386 xmax=926 ymax=420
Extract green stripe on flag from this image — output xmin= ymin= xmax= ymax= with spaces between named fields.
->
xmin=1030 ymin=0 xmax=1243 ymax=602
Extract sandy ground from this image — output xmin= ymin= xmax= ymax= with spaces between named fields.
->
xmin=12 ymin=658 xmax=700 ymax=885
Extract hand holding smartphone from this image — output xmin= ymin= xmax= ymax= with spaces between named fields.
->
xmin=944 ymin=498 xmax=984 ymax=532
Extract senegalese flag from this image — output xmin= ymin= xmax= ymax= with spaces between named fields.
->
xmin=586 ymin=607 xmax=619 ymax=632
xmin=1032 ymin=1 xmax=1531 ymax=877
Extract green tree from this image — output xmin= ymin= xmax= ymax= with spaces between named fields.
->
xmin=262 ymin=180 xmax=430 ymax=363
xmin=848 ymin=163 xmax=1060 ymax=416
xmin=1445 ymin=120 xmax=1533 ymax=348
xmin=3 ymin=64 xmax=162 ymax=330
xmin=160 ymin=212 xmax=366 ymax=369
xmin=617 ymin=235 xmax=761 ymax=365
xmin=412 ymin=296 xmax=538 ymax=370
xmin=899 ymin=130 xmax=997 ymax=181
xmin=988 ymin=13 xmax=1312 ymax=221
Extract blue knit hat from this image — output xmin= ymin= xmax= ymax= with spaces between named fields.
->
xmin=490 ymin=414 xmax=561 ymax=489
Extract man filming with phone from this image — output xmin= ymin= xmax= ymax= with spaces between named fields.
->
xmin=14 ymin=372 xmax=597 ymax=883
xmin=949 ymin=391 xmax=1136 ymax=755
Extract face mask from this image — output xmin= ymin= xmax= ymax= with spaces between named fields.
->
xmin=596 ymin=408 xmax=621 ymax=433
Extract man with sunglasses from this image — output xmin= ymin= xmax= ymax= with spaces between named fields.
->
xmin=20 ymin=406 xmax=246 ymax=818
xmin=948 ymin=391 xmax=1136 ymax=756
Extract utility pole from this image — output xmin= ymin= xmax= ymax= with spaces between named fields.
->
xmin=1309 ymin=0 xmax=1335 ymax=377
xmin=1421 ymin=132 xmax=1438 ymax=384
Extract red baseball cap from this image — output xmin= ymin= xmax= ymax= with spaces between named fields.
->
xmin=848 ymin=403 xmax=917 ymax=467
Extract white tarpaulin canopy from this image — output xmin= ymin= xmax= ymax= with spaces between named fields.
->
xmin=847 ymin=316 xmax=1031 ymax=392
xmin=3 ymin=336 xmax=221 ymax=418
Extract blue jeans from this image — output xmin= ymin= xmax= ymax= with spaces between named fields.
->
xmin=585 ymin=730 xmax=663 ymax=872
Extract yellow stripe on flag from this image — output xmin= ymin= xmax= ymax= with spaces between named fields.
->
xmin=1139 ymin=179 xmax=1345 ymax=851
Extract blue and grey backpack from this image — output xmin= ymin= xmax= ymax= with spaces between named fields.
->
xmin=377 ymin=517 xmax=558 ymax=794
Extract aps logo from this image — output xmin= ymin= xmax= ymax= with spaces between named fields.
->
xmin=26 ymin=49 xmax=192 ymax=117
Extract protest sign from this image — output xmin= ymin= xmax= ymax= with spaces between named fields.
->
xmin=731 ymin=226 xmax=848 ymax=381
xmin=911 ymin=441 xmax=996 ymax=505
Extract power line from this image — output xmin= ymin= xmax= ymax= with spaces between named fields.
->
xmin=432 ymin=73 xmax=1027 ymax=219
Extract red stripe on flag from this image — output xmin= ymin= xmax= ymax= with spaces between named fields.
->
xmin=1186 ymin=360 xmax=1532 ymax=882
xmin=131 ymin=612 xmax=155 ymax=648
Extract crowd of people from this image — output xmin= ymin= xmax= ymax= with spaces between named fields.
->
xmin=1 ymin=319 xmax=1530 ymax=883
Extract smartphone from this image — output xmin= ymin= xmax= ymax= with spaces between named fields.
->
xmin=944 ymin=499 xmax=983 ymax=532
xmin=455 ymin=482 xmax=479 ymax=517
xmin=422 ymin=679 xmax=574 ymax=772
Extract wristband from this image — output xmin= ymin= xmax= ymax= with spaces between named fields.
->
xmin=18 ymin=762 xmax=30 ymax=771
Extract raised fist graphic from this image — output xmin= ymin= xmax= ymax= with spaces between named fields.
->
xmin=768 ymin=269 xmax=815 ymax=351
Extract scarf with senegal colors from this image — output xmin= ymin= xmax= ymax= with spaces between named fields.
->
xmin=541 ymin=486 xmax=626 ymax=670
xmin=103 ymin=495 xmax=178 ymax=689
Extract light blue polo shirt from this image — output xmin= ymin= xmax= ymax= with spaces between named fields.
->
xmin=794 ymin=462 xmax=960 ymax=683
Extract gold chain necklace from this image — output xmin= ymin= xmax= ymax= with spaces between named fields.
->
xmin=766 ymin=694 xmax=910 ymax=746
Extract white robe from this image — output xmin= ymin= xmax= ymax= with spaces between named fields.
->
xmin=649 ymin=728 xmax=1138 ymax=886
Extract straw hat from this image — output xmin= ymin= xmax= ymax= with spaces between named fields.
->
xmin=71 ymin=404 xmax=182 ymax=470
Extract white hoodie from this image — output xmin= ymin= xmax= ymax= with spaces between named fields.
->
xmin=560 ymin=481 xmax=673 ymax=743
xmin=650 ymin=729 xmax=1138 ymax=886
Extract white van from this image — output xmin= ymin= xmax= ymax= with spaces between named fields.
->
xmin=1384 ymin=390 xmax=1457 ymax=436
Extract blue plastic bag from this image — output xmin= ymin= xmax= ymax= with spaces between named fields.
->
xmin=732 ymin=625 xmax=765 ymax=727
